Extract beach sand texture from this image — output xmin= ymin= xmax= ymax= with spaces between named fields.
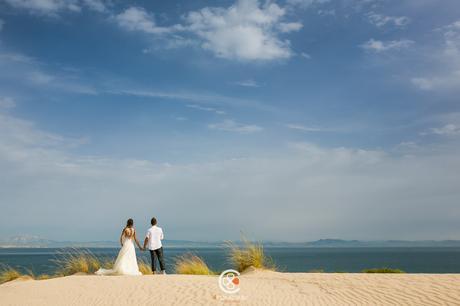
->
xmin=1 ymin=270 xmax=459 ymax=305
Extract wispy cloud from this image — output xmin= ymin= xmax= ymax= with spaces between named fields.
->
xmin=286 ymin=0 xmax=330 ymax=9
xmin=208 ymin=119 xmax=263 ymax=133
xmin=233 ymin=79 xmax=260 ymax=88
xmin=2 ymin=0 xmax=108 ymax=16
xmin=82 ymin=0 xmax=107 ymax=13
xmin=0 ymin=52 xmax=35 ymax=63
xmin=186 ymin=104 xmax=225 ymax=115
xmin=27 ymin=71 xmax=54 ymax=84
xmin=0 ymin=50 xmax=97 ymax=95
xmin=361 ymin=38 xmax=414 ymax=53
xmin=300 ymin=52 xmax=311 ymax=59
xmin=3 ymin=0 xmax=80 ymax=16
xmin=0 ymin=97 xmax=16 ymax=109
xmin=109 ymin=89 xmax=275 ymax=111
xmin=286 ymin=124 xmax=325 ymax=132
xmin=173 ymin=116 xmax=187 ymax=121
xmin=412 ymin=21 xmax=460 ymax=91
xmin=367 ymin=12 xmax=410 ymax=28
xmin=278 ymin=22 xmax=303 ymax=33
xmin=412 ymin=73 xmax=460 ymax=91
xmin=421 ymin=124 xmax=460 ymax=136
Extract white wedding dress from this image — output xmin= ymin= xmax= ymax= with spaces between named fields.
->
xmin=96 ymin=235 xmax=142 ymax=276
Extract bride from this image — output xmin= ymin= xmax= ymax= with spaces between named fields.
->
xmin=96 ymin=218 xmax=143 ymax=276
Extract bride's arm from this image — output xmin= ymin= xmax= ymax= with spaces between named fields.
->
xmin=133 ymin=230 xmax=143 ymax=249
xmin=120 ymin=228 xmax=125 ymax=246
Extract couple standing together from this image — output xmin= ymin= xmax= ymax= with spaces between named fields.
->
xmin=96 ymin=217 xmax=165 ymax=276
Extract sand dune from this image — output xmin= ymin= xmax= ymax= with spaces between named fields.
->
xmin=1 ymin=271 xmax=459 ymax=305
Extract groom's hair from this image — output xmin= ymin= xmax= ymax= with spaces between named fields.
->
xmin=151 ymin=217 xmax=157 ymax=225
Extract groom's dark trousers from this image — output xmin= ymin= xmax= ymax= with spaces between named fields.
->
xmin=149 ymin=247 xmax=165 ymax=272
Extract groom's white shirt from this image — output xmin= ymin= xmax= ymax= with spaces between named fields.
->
xmin=146 ymin=225 xmax=164 ymax=250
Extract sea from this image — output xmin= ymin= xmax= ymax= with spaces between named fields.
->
xmin=1 ymin=247 xmax=460 ymax=275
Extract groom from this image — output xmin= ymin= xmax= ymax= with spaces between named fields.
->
xmin=143 ymin=217 xmax=166 ymax=274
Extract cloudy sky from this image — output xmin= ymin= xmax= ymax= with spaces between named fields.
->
xmin=0 ymin=0 xmax=459 ymax=242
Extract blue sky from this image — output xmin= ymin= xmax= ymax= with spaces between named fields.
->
xmin=0 ymin=0 xmax=459 ymax=241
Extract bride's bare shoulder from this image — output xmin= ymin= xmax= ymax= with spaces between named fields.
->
xmin=124 ymin=227 xmax=134 ymax=236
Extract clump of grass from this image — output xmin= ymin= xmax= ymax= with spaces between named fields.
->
xmin=0 ymin=266 xmax=22 ymax=284
xmin=37 ymin=274 xmax=51 ymax=280
xmin=138 ymin=258 xmax=153 ymax=275
xmin=52 ymin=248 xmax=101 ymax=276
xmin=174 ymin=253 xmax=215 ymax=275
xmin=362 ymin=267 xmax=405 ymax=273
xmin=174 ymin=254 xmax=214 ymax=275
xmin=226 ymin=237 xmax=275 ymax=272
xmin=100 ymin=258 xmax=114 ymax=270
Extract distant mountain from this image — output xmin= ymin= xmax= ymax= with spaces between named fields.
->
xmin=0 ymin=235 xmax=56 ymax=248
xmin=1 ymin=235 xmax=459 ymax=248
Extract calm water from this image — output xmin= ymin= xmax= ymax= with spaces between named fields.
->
xmin=1 ymin=247 xmax=459 ymax=275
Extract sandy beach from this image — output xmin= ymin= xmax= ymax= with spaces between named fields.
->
xmin=1 ymin=270 xmax=459 ymax=305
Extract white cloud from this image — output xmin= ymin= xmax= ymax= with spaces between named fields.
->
xmin=286 ymin=124 xmax=324 ymax=132
xmin=114 ymin=1 xmax=303 ymax=61
xmin=361 ymin=38 xmax=414 ymax=53
xmin=367 ymin=12 xmax=410 ymax=28
xmin=183 ymin=0 xmax=301 ymax=61
xmin=208 ymin=119 xmax=263 ymax=133
xmin=278 ymin=22 xmax=303 ymax=33
xmin=422 ymin=124 xmax=460 ymax=136
xmin=115 ymin=7 xmax=177 ymax=35
xmin=0 ymin=97 xmax=16 ymax=109
xmin=186 ymin=104 xmax=226 ymax=115
xmin=3 ymin=0 xmax=81 ymax=15
xmin=233 ymin=79 xmax=260 ymax=87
